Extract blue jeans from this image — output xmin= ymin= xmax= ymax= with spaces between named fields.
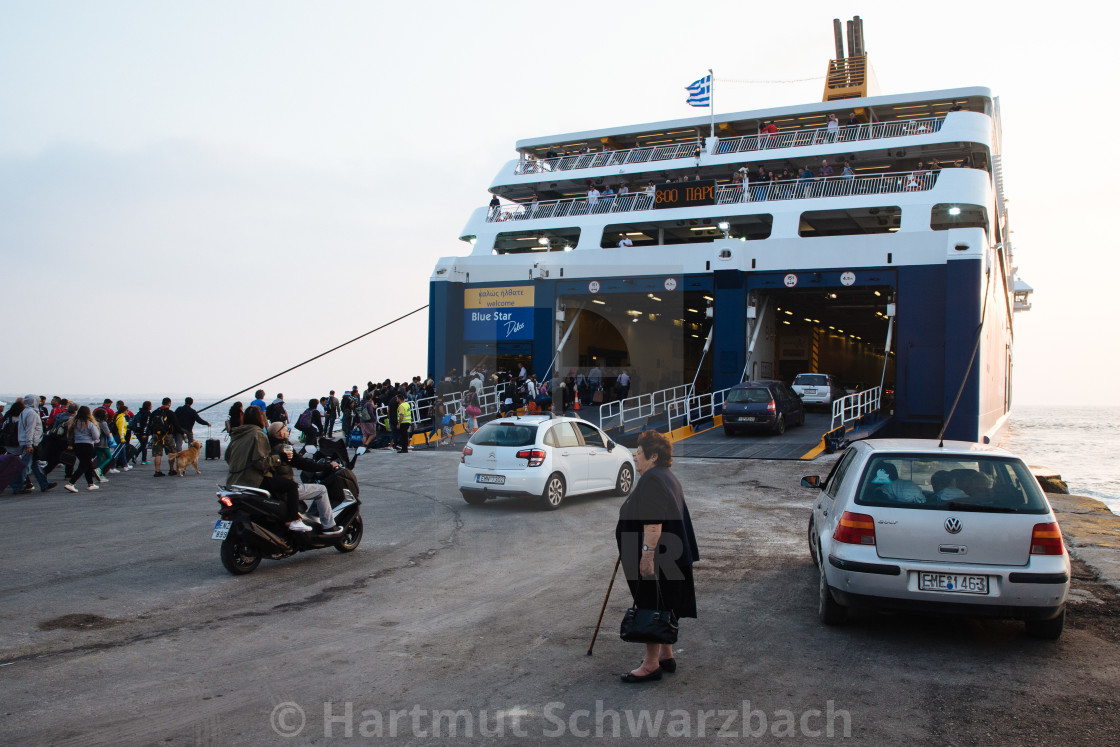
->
xmin=10 ymin=448 xmax=49 ymax=491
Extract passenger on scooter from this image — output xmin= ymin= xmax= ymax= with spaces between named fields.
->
xmin=225 ymin=405 xmax=312 ymax=533
xmin=267 ymin=421 xmax=343 ymax=535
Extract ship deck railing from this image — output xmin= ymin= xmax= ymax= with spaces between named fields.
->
xmin=513 ymin=116 xmax=945 ymax=176
xmin=488 ymin=170 xmax=940 ymax=223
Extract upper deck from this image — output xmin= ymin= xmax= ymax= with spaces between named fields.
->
xmin=488 ymin=87 xmax=994 ymax=200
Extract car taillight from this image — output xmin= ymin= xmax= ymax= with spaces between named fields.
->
xmin=461 ymin=445 xmax=473 ymax=463
xmin=833 ymin=512 xmax=876 ymax=545
xmin=1030 ymin=522 xmax=1065 ymax=555
xmin=219 ymin=495 xmax=233 ymax=507
xmin=766 ymin=399 xmax=776 ymax=412
xmin=516 ymin=448 xmax=547 ymax=467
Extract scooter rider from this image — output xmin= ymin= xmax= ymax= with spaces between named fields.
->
xmin=266 ymin=421 xmax=343 ymax=535
xmin=225 ymin=405 xmax=311 ymax=533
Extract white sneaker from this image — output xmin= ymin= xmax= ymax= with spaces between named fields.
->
xmin=94 ymin=468 xmax=103 ymax=479
xmin=64 ymin=483 xmax=79 ymax=493
xmin=108 ymin=468 xmax=121 ymax=474
xmin=87 ymin=483 xmax=99 ymax=491
xmin=287 ymin=519 xmax=312 ymax=532
xmin=123 ymin=465 xmax=133 ymax=472
xmin=98 ymin=477 xmax=109 ymax=483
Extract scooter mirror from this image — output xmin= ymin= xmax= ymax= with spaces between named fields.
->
xmin=304 ymin=445 xmax=317 ymax=456
xmin=355 ymin=446 xmax=367 ymax=456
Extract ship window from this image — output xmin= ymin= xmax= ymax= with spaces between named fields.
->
xmin=495 ymin=228 xmax=581 ymax=254
xmin=601 ymin=215 xmax=772 ymax=248
xmin=931 ymin=203 xmax=987 ymax=231
xmin=799 ymin=206 xmax=901 ymax=237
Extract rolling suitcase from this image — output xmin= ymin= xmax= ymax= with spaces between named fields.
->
xmin=205 ymin=427 xmax=221 ymax=460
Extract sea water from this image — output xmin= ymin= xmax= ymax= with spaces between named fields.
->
xmin=1003 ymin=405 xmax=1120 ymax=516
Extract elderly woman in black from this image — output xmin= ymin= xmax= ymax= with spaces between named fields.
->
xmin=615 ymin=429 xmax=699 ymax=683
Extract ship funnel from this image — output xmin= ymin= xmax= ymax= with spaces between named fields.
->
xmin=823 ymin=16 xmax=879 ymax=101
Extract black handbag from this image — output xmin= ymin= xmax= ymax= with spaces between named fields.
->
xmin=619 ymin=582 xmax=678 ymax=644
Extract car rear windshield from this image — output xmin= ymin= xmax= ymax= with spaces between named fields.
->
xmin=469 ymin=422 xmax=538 ymax=448
xmin=794 ymin=374 xmax=828 ymax=386
xmin=727 ymin=387 xmax=773 ymax=404
xmin=854 ymin=454 xmax=1050 ymax=514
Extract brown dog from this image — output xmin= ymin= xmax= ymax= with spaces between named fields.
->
xmin=168 ymin=441 xmax=203 ymax=476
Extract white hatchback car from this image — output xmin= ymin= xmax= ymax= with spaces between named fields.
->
xmin=803 ymin=439 xmax=1070 ymax=639
xmin=791 ymin=372 xmax=846 ymax=409
xmin=458 ymin=415 xmax=635 ymax=510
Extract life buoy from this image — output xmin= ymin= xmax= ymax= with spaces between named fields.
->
xmin=904 ymin=176 xmax=922 ymax=191
xmin=496 ymin=211 xmax=511 ymax=222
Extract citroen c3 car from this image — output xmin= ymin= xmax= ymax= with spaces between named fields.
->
xmin=802 ymin=439 xmax=1070 ymax=639
xmin=457 ymin=415 xmax=634 ymax=510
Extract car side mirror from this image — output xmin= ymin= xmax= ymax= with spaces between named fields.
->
xmin=607 ymin=440 xmax=616 ymax=452
xmin=801 ymin=475 xmax=821 ymax=489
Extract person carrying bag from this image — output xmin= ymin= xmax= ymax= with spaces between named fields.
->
xmin=613 ymin=430 xmax=699 ymax=684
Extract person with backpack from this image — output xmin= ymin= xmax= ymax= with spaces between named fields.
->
xmin=357 ymin=392 xmax=378 ymax=449
xmin=339 ymin=386 xmax=357 ymax=440
xmin=149 ymin=397 xmax=186 ymax=477
xmin=40 ymin=401 xmax=76 ymax=480
xmin=325 ymin=391 xmax=341 ymax=437
xmin=265 ymin=394 xmax=288 ymax=425
xmin=294 ymin=399 xmax=323 ymax=447
xmin=130 ymin=401 xmax=152 ymax=465
xmin=7 ymin=395 xmax=58 ymax=495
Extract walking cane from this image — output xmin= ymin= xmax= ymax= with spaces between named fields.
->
xmin=587 ymin=555 xmax=621 ymax=656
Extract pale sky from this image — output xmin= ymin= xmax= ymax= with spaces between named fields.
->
xmin=1 ymin=1 xmax=1116 ymax=407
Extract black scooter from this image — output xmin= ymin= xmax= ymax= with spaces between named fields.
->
xmin=212 ymin=444 xmax=366 ymax=575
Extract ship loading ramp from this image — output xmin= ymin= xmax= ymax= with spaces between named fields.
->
xmin=594 ymin=383 xmax=891 ymax=460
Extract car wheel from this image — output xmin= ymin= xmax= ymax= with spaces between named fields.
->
xmin=808 ymin=520 xmax=819 ymax=566
xmin=818 ymin=563 xmax=847 ymax=625
xmin=614 ymin=464 xmax=634 ymax=496
xmin=540 ymin=473 xmax=566 ymax=510
xmin=774 ymin=414 xmax=786 ymax=436
xmin=462 ymin=491 xmax=486 ymax=506
xmin=1024 ymin=608 xmax=1064 ymax=640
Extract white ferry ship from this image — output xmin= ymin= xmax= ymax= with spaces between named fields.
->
xmin=428 ymin=18 xmax=1031 ymax=447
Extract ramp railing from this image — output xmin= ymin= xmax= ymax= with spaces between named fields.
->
xmin=830 ymin=387 xmax=882 ymax=431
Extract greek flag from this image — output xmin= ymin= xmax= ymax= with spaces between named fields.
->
xmin=685 ymin=74 xmax=711 ymax=107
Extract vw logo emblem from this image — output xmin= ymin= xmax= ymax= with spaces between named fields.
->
xmin=944 ymin=517 xmax=963 ymax=534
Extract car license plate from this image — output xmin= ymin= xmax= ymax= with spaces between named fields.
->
xmin=805 ymin=388 xmax=818 ymax=393
xmin=743 ymin=416 xmax=756 ymax=422
xmin=918 ymin=572 xmax=988 ymax=595
xmin=476 ymin=474 xmax=506 ymax=485
xmin=212 ymin=519 xmax=231 ymax=540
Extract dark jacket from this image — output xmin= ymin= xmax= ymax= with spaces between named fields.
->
xmin=616 ymin=466 xmax=700 ymax=577
xmin=268 ymin=438 xmax=331 ymax=481
xmin=175 ymin=405 xmax=210 ymax=430
xmin=224 ymin=424 xmax=280 ymax=487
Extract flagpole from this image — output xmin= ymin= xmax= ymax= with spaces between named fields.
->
xmin=709 ymin=68 xmax=715 ymax=140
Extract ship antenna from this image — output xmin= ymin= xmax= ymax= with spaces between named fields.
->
xmin=937 ymin=268 xmax=992 ymax=447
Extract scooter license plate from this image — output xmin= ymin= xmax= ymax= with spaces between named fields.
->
xmin=212 ymin=519 xmax=231 ymax=540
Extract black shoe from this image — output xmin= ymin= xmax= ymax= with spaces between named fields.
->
xmin=153 ymin=471 xmax=165 ymax=477
xmin=620 ymin=668 xmax=662 ymax=684
xmin=41 ymin=482 xmax=58 ymax=494
xmin=320 ymin=525 xmax=343 ymax=535
xmin=659 ymin=658 xmax=677 ymax=673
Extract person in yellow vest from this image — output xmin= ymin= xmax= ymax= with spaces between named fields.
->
xmin=396 ymin=395 xmax=413 ymax=454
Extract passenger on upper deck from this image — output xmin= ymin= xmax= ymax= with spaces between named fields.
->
xmin=760 ymin=121 xmax=779 ymax=147
xmin=825 ymin=113 xmax=839 ymax=143
xmin=617 ymin=234 xmax=633 ymax=248
xmin=488 ymin=194 xmax=500 ymax=219
xmin=818 ymin=159 xmax=834 ymax=178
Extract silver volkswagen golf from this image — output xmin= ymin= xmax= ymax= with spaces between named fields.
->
xmin=802 ymin=439 xmax=1070 ymax=639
